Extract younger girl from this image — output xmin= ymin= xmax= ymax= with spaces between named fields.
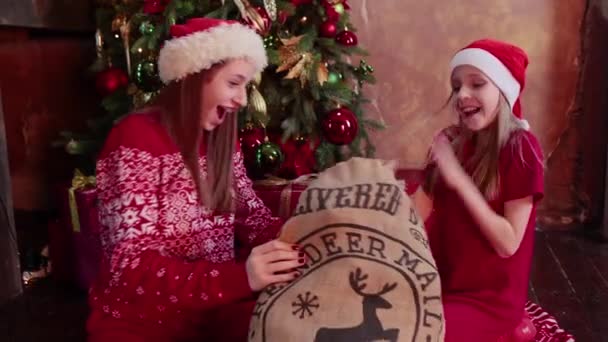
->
xmin=87 ymin=18 xmax=303 ymax=341
xmin=414 ymin=39 xmax=544 ymax=341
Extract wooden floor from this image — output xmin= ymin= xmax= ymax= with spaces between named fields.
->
xmin=529 ymin=230 xmax=608 ymax=341
xmin=1 ymin=230 xmax=607 ymax=341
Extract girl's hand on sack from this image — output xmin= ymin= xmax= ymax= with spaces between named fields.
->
xmin=246 ymin=239 xmax=305 ymax=291
xmin=431 ymin=132 xmax=467 ymax=189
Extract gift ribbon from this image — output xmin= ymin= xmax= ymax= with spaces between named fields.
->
xmin=254 ymin=174 xmax=317 ymax=218
xmin=263 ymin=174 xmax=317 ymax=219
xmin=69 ymin=169 xmax=96 ymax=232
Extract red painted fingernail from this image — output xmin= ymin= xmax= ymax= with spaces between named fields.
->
xmin=298 ymin=252 xmax=305 ymax=258
xmin=298 ymin=258 xmax=305 ymax=264
xmin=292 ymin=245 xmax=300 ymax=250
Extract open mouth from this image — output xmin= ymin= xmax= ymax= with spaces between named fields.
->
xmin=460 ymin=107 xmax=481 ymax=118
xmin=216 ymin=106 xmax=236 ymax=121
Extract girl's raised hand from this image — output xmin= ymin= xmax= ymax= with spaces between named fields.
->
xmin=431 ymin=132 xmax=466 ymax=189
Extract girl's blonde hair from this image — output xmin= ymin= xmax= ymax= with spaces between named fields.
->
xmin=425 ymin=94 xmax=537 ymax=199
xmin=152 ymin=63 xmax=237 ymax=213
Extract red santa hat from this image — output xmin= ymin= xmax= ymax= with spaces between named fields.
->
xmin=158 ymin=17 xmax=268 ymax=84
xmin=449 ymin=38 xmax=529 ymax=129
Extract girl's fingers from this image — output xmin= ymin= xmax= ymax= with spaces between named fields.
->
xmin=268 ymin=259 xmax=305 ymax=273
xmin=261 ymin=250 xmax=301 ymax=264
xmin=267 ymin=271 xmax=300 ymax=284
xmin=253 ymin=239 xmax=299 ymax=255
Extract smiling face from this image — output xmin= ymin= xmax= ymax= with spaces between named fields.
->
xmin=451 ymin=65 xmax=502 ymax=131
xmin=199 ymin=58 xmax=257 ymax=131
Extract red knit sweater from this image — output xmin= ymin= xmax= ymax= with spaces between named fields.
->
xmin=87 ymin=111 xmax=281 ymax=340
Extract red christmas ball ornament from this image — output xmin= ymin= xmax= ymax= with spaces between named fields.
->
xmin=319 ymin=20 xmax=338 ymax=38
xmin=322 ymin=107 xmax=358 ymax=145
xmin=143 ymin=0 xmax=169 ymax=14
xmin=323 ymin=3 xmax=340 ymax=22
xmin=336 ymin=30 xmax=358 ymax=46
xmin=95 ymin=67 xmax=129 ymax=96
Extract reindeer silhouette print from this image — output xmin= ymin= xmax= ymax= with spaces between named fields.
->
xmin=314 ymin=268 xmax=400 ymax=342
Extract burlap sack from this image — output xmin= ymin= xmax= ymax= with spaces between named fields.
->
xmin=248 ymin=158 xmax=445 ymax=342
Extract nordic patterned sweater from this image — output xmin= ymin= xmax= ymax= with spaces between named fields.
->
xmin=87 ymin=111 xmax=281 ymax=338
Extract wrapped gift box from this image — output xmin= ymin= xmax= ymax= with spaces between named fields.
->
xmin=253 ymin=180 xmax=310 ymax=219
xmin=48 ymin=179 xmax=102 ymax=291
xmin=396 ymin=169 xmax=425 ymax=195
xmin=47 ymin=169 xmax=425 ymax=290
xmin=252 ymin=169 xmax=425 ymax=220
xmin=71 ymin=187 xmax=102 ymax=290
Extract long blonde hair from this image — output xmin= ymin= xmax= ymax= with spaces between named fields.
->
xmin=151 ymin=64 xmax=237 ymax=213
xmin=425 ymin=94 xmax=531 ymax=199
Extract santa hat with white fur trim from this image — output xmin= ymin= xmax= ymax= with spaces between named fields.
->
xmin=158 ymin=17 xmax=268 ymax=84
xmin=449 ymin=38 xmax=530 ymax=129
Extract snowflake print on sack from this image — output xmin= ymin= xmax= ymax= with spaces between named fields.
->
xmin=291 ymin=292 xmax=320 ymax=319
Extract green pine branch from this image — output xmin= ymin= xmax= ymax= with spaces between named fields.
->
xmin=61 ymin=0 xmax=382 ymax=177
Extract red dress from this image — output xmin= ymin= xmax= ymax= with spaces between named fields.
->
xmin=87 ymin=112 xmax=282 ymax=341
xmin=426 ymin=130 xmax=544 ymax=341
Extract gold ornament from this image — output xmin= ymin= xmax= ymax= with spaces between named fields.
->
xmin=132 ymin=90 xmax=157 ymax=109
xmin=94 ymin=29 xmax=112 ymax=67
xmin=277 ymin=36 xmax=314 ymax=86
xmin=95 ymin=29 xmax=103 ymax=59
xmin=246 ymin=72 xmax=268 ymax=124
xmin=233 ymin=0 xmax=270 ymax=35
xmin=263 ymin=0 xmax=277 ymax=21
xmin=111 ymin=13 xmax=127 ymax=32
xmin=317 ymin=62 xmax=329 ymax=85
xmin=120 ymin=19 xmax=133 ymax=75
xmin=285 ymin=53 xmax=312 ymax=87
xmin=276 ymin=35 xmax=304 ymax=73
xmin=112 ymin=13 xmax=133 ymax=74
xmin=248 ymin=84 xmax=268 ymax=124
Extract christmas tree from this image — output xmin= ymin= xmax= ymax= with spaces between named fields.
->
xmin=60 ymin=0 xmax=380 ymax=179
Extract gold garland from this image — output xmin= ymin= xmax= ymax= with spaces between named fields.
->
xmin=263 ymin=0 xmax=277 ymax=21
xmin=233 ymin=0 xmax=270 ymax=35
